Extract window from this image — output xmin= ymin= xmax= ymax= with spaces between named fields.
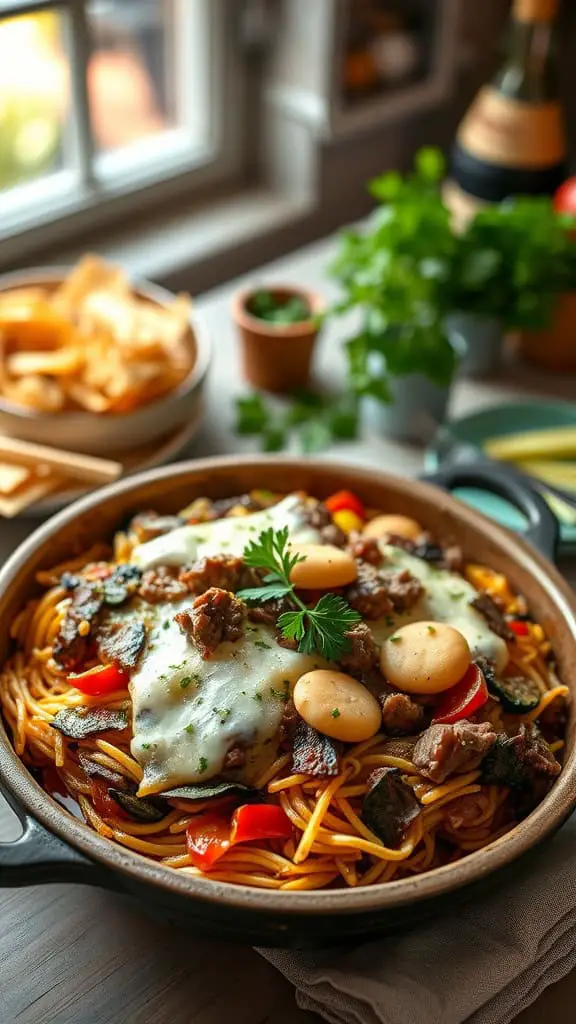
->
xmin=0 ymin=0 xmax=243 ymax=257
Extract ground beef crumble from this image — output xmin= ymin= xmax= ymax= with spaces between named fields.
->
xmin=179 ymin=555 xmax=260 ymax=596
xmin=338 ymin=623 xmax=378 ymax=673
xmin=344 ymin=564 xmax=423 ymax=619
xmin=174 ymin=587 xmax=245 ymax=658
xmin=470 ymin=594 xmax=514 ymax=641
xmin=139 ymin=566 xmax=188 ymax=603
xmin=380 ymin=692 xmax=425 ymax=735
xmin=347 ymin=535 xmax=383 ymax=566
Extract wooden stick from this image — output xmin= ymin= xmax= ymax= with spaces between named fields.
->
xmin=0 ymin=474 xmax=64 ymax=518
xmin=0 ymin=436 xmax=122 ymax=484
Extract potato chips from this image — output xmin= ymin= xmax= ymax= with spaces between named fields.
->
xmin=0 ymin=256 xmax=194 ymax=415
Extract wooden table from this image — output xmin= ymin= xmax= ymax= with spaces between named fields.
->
xmin=1 ymin=235 xmax=575 ymax=1024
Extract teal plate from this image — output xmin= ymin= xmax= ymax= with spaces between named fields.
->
xmin=426 ymin=400 xmax=576 ymax=551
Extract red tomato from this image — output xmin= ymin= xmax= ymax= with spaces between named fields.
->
xmin=68 ymin=663 xmax=129 ymax=696
xmin=186 ymin=813 xmax=231 ymax=870
xmin=509 ymin=620 xmax=529 ymax=637
xmin=230 ymin=803 xmax=293 ymax=844
xmin=90 ymin=779 xmax=129 ymax=820
xmin=324 ymin=490 xmax=365 ymax=520
xmin=432 ymin=664 xmax=489 ymax=725
xmin=554 ymin=177 xmax=576 ymax=216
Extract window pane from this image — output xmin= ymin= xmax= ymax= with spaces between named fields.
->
xmin=0 ymin=9 xmax=71 ymax=192
xmin=87 ymin=0 xmax=175 ymax=154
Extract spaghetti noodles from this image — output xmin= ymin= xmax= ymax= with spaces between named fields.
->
xmin=0 ymin=489 xmax=568 ymax=891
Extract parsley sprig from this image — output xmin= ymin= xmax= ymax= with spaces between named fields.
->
xmin=237 ymin=527 xmax=361 ymax=660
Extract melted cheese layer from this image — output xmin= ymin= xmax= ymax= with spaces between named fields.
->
xmin=127 ymin=496 xmax=509 ymax=794
xmin=132 ymin=494 xmax=320 ymax=570
xmin=131 ymin=608 xmax=326 ymax=795
xmin=369 ymin=544 xmax=509 ymax=671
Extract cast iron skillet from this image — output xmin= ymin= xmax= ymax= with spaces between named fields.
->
xmin=0 ymin=457 xmax=574 ymax=948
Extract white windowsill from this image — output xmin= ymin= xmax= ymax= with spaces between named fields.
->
xmin=57 ymin=188 xmax=315 ymax=292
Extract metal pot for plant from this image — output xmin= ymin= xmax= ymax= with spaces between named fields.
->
xmin=446 ymin=311 xmax=503 ymax=378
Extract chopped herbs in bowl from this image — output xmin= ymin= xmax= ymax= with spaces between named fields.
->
xmin=247 ymin=290 xmax=312 ymax=325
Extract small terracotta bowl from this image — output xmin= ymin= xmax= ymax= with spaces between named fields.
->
xmin=231 ymin=285 xmax=324 ymax=393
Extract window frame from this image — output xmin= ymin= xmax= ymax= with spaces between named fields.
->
xmin=0 ymin=0 xmax=248 ymax=265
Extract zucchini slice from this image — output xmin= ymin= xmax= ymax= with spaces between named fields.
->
xmin=489 ymin=673 xmax=541 ymax=714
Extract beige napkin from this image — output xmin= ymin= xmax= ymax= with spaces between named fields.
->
xmin=261 ymin=813 xmax=576 ymax=1024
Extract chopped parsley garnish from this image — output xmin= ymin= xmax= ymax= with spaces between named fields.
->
xmin=253 ymin=692 xmax=263 ymax=702
xmin=184 ymin=723 xmax=195 ymax=735
xmin=141 ymin=743 xmax=151 ymax=750
xmin=213 ymin=707 xmax=231 ymax=723
xmin=270 ymin=686 xmax=290 ymax=702
xmin=330 ymin=708 xmax=341 ymax=719
xmin=197 ymin=756 xmax=208 ymax=774
xmin=450 ymin=592 xmax=464 ymax=600
xmin=237 ymin=526 xmax=361 ymax=660
xmin=180 ymin=676 xmax=193 ymax=688
xmin=389 ymin=635 xmax=402 ymax=643
xmin=427 ymin=625 xmax=436 ymax=634
xmin=162 ymin=620 xmax=170 ymax=630
xmin=385 ymin=614 xmax=395 ymax=627
xmin=254 ymin=639 xmax=271 ymax=650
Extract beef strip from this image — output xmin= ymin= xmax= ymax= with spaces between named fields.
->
xmin=53 ymin=581 xmax=104 ymax=669
xmin=97 ymin=620 xmax=147 ymax=670
xmin=382 ymin=569 xmax=424 ymax=612
xmin=347 ymin=535 xmax=383 ymax=566
xmin=345 ymin=563 xmax=393 ymax=619
xmin=338 ymin=623 xmax=379 ymax=673
xmin=139 ymin=566 xmax=189 ymax=604
xmin=212 ymin=493 xmax=262 ymax=517
xmin=381 ymin=692 xmax=425 ymax=736
xmin=174 ymin=587 xmax=245 ymax=658
xmin=442 ymin=543 xmax=464 ymax=574
xmin=470 ymin=594 xmax=514 ymax=641
xmin=387 ymin=533 xmax=464 ymax=573
xmin=179 ymin=555 xmax=260 ymax=596
xmin=482 ymin=724 xmax=561 ymax=787
xmin=412 ymin=720 xmax=497 ymax=784
xmin=128 ymin=511 xmax=184 ymax=543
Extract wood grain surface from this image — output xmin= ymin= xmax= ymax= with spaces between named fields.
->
xmin=1 ymin=235 xmax=576 ymax=1024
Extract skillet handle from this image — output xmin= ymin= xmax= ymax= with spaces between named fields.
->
xmin=422 ymin=462 xmax=559 ymax=562
xmin=0 ymin=787 xmax=115 ymax=889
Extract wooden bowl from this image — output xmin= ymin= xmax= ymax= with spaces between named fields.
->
xmin=0 ymin=268 xmax=212 ymax=456
xmin=0 ymin=457 xmax=574 ymax=947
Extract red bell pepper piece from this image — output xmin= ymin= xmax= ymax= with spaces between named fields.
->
xmin=324 ymin=489 xmax=365 ymax=520
xmin=509 ymin=620 xmax=529 ymax=638
xmin=186 ymin=813 xmax=231 ymax=870
xmin=432 ymin=664 xmax=489 ymax=725
xmin=90 ymin=779 xmax=129 ymax=820
xmin=68 ymin=663 xmax=129 ymax=696
xmin=230 ymin=803 xmax=292 ymax=844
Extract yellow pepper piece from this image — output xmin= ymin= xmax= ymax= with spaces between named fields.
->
xmin=332 ymin=509 xmax=364 ymax=535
